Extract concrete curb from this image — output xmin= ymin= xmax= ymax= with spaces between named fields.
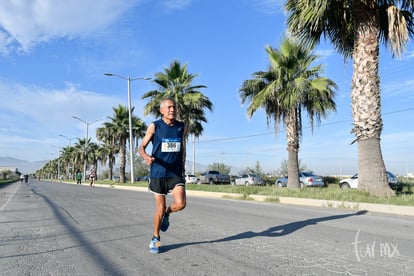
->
xmin=79 ymin=183 xmax=414 ymax=217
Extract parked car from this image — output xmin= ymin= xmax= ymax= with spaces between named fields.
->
xmin=275 ymin=171 xmax=325 ymax=188
xmin=275 ymin=176 xmax=288 ymax=187
xmin=339 ymin=171 xmax=402 ymax=192
xmin=184 ymin=174 xmax=198 ymax=184
xmin=232 ymin=173 xmax=263 ymax=186
xmin=198 ymin=170 xmax=231 ymax=184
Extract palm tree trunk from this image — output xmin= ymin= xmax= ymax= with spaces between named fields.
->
xmin=358 ymin=138 xmax=393 ymax=196
xmin=351 ymin=1 xmax=393 ymax=196
xmin=119 ymin=138 xmax=126 ymax=183
xmin=285 ymin=109 xmax=300 ymax=189
xmin=108 ymin=157 xmax=114 ymax=181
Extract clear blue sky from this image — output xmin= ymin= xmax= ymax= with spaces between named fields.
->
xmin=0 ymin=0 xmax=413 ymax=176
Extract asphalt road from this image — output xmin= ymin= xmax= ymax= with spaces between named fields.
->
xmin=1 ymin=180 xmax=414 ymax=276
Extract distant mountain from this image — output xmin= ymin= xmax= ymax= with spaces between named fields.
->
xmin=184 ymin=160 xmax=207 ymax=174
xmin=0 ymin=156 xmax=47 ymax=174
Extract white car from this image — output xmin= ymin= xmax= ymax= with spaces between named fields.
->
xmin=184 ymin=174 xmax=198 ymax=184
xmin=232 ymin=173 xmax=263 ymax=186
xmin=339 ymin=171 xmax=402 ymax=192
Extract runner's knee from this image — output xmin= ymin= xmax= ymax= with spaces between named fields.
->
xmin=175 ymin=200 xmax=186 ymax=211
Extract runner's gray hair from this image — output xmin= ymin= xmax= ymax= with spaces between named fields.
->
xmin=160 ymin=98 xmax=176 ymax=108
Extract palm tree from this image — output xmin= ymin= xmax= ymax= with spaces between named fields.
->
xmin=142 ymin=60 xmax=213 ymax=172
xmin=284 ymin=0 xmax=414 ymax=196
xmin=59 ymin=146 xmax=69 ymax=179
xmin=44 ymin=158 xmax=59 ymax=179
xmin=73 ymin=138 xmax=89 ymax=180
xmin=96 ymin=126 xmax=119 ymax=181
xmin=60 ymin=146 xmax=75 ymax=179
xmin=72 ymin=138 xmax=98 ymax=179
xmin=99 ymin=104 xmax=147 ymax=183
xmin=102 ymin=105 xmax=128 ymax=183
xmin=240 ymin=38 xmax=337 ymax=189
xmin=71 ymin=138 xmax=85 ymax=178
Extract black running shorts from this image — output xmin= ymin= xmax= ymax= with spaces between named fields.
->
xmin=148 ymin=176 xmax=185 ymax=195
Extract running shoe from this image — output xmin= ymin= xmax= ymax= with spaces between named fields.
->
xmin=160 ymin=214 xmax=169 ymax=232
xmin=149 ymin=237 xmax=161 ymax=254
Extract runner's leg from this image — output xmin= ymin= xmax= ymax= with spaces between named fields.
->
xmin=153 ymin=194 xmax=166 ymax=237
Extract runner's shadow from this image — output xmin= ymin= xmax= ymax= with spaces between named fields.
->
xmin=161 ymin=210 xmax=367 ymax=253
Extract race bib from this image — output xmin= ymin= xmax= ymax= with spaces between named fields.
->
xmin=161 ymin=138 xmax=181 ymax=152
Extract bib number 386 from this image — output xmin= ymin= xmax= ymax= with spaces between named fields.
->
xmin=161 ymin=138 xmax=181 ymax=152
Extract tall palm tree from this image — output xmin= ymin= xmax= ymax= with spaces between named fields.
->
xmin=87 ymin=142 xmax=99 ymax=178
xmin=96 ymin=126 xmax=119 ymax=181
xmin=102 ymin=105 xmax=129 ymax=183
xmin=142 ymin=60 xmax=213 ymax=173
xmin=71 ymin=138 xmax=85 ymax=177
xmin=240 ymin=38 xmax=337 ymax=189
xmin=73 ymin=138 xmax=89 ymax=180
xmin=60 ymin=146 xmax=75 ymax=179
xmin=285 ymin=0 xmax=414 ymax=196
xmin=100 ymin=104 xmax=147 ymax=183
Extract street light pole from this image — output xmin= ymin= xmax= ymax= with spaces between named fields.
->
xmin=104 ymin=73 xmax=151 ymax=183
xmin=72 ymin=116 xmax=102 ymax=181
xmin=126 ymin=77 xmax=134 ymax=183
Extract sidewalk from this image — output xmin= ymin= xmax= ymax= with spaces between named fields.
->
xmin=90 ymin=183 xmax=414 ymax=217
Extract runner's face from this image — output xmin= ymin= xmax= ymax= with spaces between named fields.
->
xmin=161 ymin=100 xmax=176 ymax=119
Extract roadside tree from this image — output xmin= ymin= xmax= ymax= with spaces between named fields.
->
xmin=284 ymin=0 xmax=414 ymax=196
xmin=142 ymin=60 xmax=212 ymax=172
xmin=240 ymin=37 xmax=337 ymax=189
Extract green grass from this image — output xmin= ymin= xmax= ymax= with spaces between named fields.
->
xmin=64 ymin=179 xmax=414 ymax=206
xmin=0 ymin=179 xmax=17 ymax=185
xmin=185 ymin=183 xmax=414 ymax=206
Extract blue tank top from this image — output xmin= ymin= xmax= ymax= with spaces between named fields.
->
xmin=150 ymin=119 xmax=185 ymax=178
